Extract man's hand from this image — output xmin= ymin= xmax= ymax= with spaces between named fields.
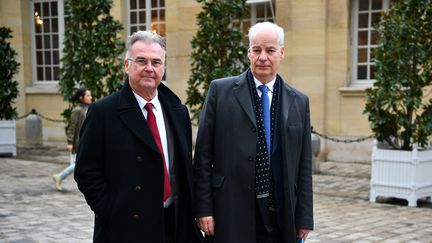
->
xmin=196 ymin=216 xmax=215 ymax=236
xmin=297 ymin=228 xmax=310 ymax=241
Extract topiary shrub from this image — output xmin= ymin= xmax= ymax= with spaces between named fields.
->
xmin=364 ymin=0 xmax=432 ymax=150
xmin=59 ymin=0 xmax=125 ymax=121
xmin=0 ymin=27 xmax=20 ymax=120
xmin=186 ymin=0 xmax=249 ymax=123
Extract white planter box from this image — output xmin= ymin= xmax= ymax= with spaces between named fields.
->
xmin=0 ymin=120 xmax=17 ymax=156
xmin=370 ymin=140 xmax=432 ymax=207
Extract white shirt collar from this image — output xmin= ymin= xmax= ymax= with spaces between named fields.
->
xmin=253 ymin=76 xmax=276 ymax=93
xmin=133 ymin=90 xmax=162 ymax=112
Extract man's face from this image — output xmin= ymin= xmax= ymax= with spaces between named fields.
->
xmin=247 ymin=29 xmax=284 ymax=83
xmin=124 ymin=41 xmax=165 ymax=95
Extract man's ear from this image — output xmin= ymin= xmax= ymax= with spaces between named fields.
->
xmin=124 ymin=59 xmax=129 ymax=73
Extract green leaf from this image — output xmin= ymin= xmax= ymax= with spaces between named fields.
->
xmin=186 ymin=0 xmax=249 ymax=123
xmin=364 ymin=0 xmax=432 ymax=150
xmin=0 ymin=27 xmax=20 ymax=120
xmin=59 ymin=0 xmax=125 ymax=122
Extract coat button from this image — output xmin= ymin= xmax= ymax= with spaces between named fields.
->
xmin=248 ymin=156 xmax=254 ymax=162
xmin=134 ymin=186 xmax=142 ymax=192
xmin=251 ymin=127 xmax=256 ymax=133
xmin=136 ymin=156 xmax=143 ymax=162
xmin=247 ymin=185 xmax=253 ymax=190
xmin=132 ymin=214 xmax=140 ymax=220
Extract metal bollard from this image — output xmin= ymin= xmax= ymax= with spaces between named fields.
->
xmin=311 ymin=133 xmax=321 ymax=173
xmin=26 ymin=109 xmax=43 ymax=145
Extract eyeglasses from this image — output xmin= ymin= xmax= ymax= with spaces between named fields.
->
xmin=128 ymin=58 xmax=164 ymax=68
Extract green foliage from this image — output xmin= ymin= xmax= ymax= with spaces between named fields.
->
xmin=364 ymin=0 xmax=432 ymax=150
xmin=59 ymin=0 xmax=125 ymax=120
xmin=186 ymin=0 xmax=249 ymax=123
xmin=0 ymin=27 xmax=20 ymax=120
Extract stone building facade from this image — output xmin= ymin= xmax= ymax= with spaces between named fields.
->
xmin=0 ymin=0 xmax=392 ymax=161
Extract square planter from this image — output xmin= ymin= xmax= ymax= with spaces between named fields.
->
xmin=0 ymin=120 xmax=17 ymax=156
xmin=370 ymin=140 xmax=432 ymax=207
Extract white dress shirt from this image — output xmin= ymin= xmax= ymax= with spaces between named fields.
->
xmin=133 ymin=91 xmax=173 ymax=207
xmin=254 ymin=77 xmax=276 ymax=109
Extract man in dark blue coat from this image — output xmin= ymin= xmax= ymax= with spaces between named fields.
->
xmin=75 ymin=31 xmax=202 ymax=243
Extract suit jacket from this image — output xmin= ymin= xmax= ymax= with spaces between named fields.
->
xmin=194 ymin=70 xmax=314 ymax=243
xmin=75 ymin=79 xmax=202 ymax=243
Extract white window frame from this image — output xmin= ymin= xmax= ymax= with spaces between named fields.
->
xmin=246 ymin=0 xmax=275 ymax=25
xmin=30 ymin=0 xmax=65 ymax=84
xmin=126 ymin=0 xmax=166 ymax=82
xmin=126 ymin=0 xmax=165 ymax=36
xmin=351 ymin=0 xmax=390 ymax=87
xmin=242 ymin=0 xmax=275 ymax=44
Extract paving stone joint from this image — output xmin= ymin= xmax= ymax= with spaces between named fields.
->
xmin=0 ymin=142 xmax=431 ymax=242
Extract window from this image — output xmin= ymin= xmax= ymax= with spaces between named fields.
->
xmin=128 ymin=0 xmax=165 ymax=36
xmin=128 ymin=0 xmax=166 ymax=81
xmin=242 ymin=0 xmax=275 ymax=43
xmin=31 ymin=0 xmax=65 ymax=83
xmin=351 ymin=0 xmax=391 ymax=86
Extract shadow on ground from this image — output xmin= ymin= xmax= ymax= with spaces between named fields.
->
xmin=15 ymin=143 xmax=69 ymax=164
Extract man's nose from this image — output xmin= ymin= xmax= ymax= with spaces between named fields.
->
xmin=258 ymin=51 xmax=268 ymax=60
xmin=143 ymin=61 xmax=153 ymax=71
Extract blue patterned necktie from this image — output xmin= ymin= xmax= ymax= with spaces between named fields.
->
xmin=258 ymin=85 xmax=271 ymax=156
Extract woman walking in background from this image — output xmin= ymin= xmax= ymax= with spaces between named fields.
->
xmin=52 ymin=87 xmax=92 ymax=191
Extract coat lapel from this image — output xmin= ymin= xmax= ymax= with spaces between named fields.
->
xmin=279 ymin=80 xmax=297 ymax=127
xmin=158 ymin=83 xmax=194 ymax=198
xmin=274 ymin=76 xmax=297 ymax=152
xmin=117 ymin=79 xmax=160 ymax=154
xmin=158 ymin=84 xmax=188 ymax=156
xmin=233 ymin=71 xmax=256 ymax=128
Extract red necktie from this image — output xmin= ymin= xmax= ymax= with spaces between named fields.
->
xmin=145 ymin=103 xmax=172 ymax=201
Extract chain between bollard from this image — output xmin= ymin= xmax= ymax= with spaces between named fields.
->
xmin=14 ymin=116 xmax=375 ymax=141
xmin=16 ymin=112 xmax=32 ymax=120
xmin=311 ymin=127 xmax=374 ymax=143
xmin=15 ymin=109 xmax=66 ymax=123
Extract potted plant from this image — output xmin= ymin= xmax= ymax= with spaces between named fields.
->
xmin=364 ymin=1 xmax=432 ymax=207
xmin=0 ymin=27 xmax=20 ymax=156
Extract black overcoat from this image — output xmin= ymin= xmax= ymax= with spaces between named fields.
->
xmin=75 ymin=79 xmax=202 ymax=243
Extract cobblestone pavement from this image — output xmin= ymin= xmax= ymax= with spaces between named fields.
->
xmin=0 ymin=144 xmax=431 ymax=242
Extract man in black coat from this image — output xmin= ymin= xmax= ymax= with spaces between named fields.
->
xmin=74 ymin=31 xmax=202 ymax=243
xmin=194 ymin=22 xmax=314 ymax=243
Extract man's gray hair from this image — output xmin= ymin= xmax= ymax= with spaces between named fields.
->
xmin=125 ymin=30 xmax=166 ymax=59
xmin=248 ymin=21 xmax=284 ymax=47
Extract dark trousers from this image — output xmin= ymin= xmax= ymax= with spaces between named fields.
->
xmin=164 ymin=204 xmax=175 ymax=243
xmin=256 ymin=207 xmax=282 ymax=243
